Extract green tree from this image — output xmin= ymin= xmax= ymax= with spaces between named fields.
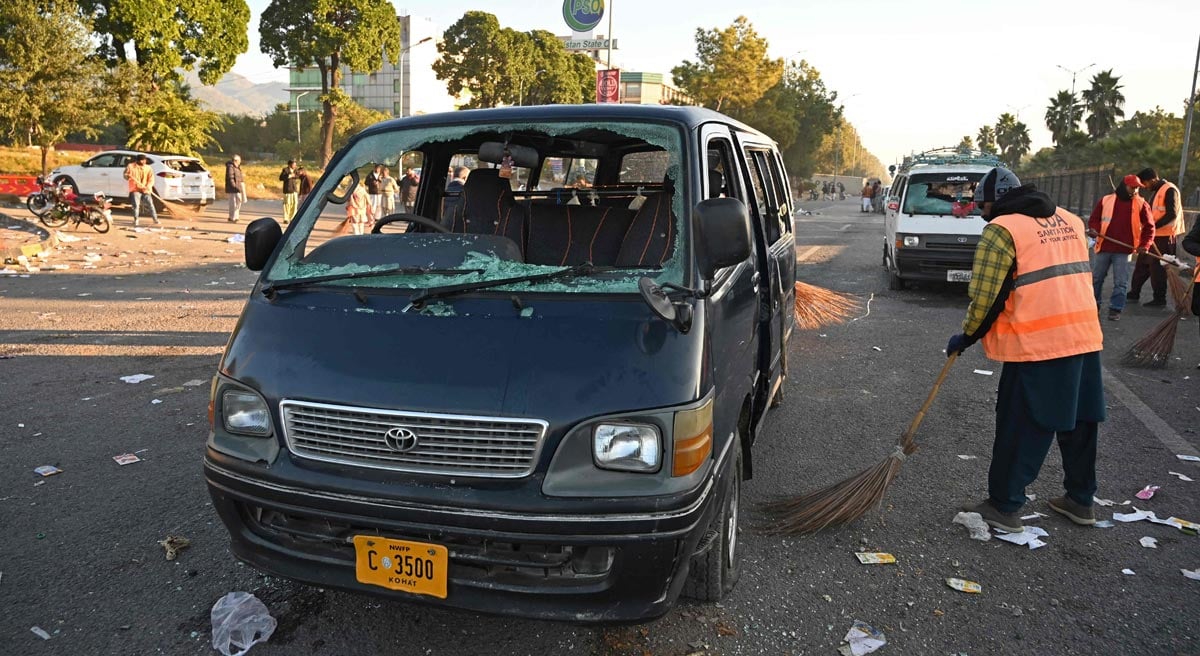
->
xmin=519 ymin=30 xmax=596 ymax=105
xmin=260 ymin=0 xmax=401 ymax=166
xmin=976 ymin=125 xmax=996 ymax=153
xmin=995 ymin=113 xmax=1031 ymax=168
xmin=0 ymin=0 xmax=108 ymax=174
xmin=956 ymin=135 xmax=974 ymax=151
xmin=671 ymin=16 xmax=783 ymax=115
xmin=432 ymin=11 xmax=511 ymax=109
xmin=109 ymin=63 xmax=225 ymax=155
xmin=78 ymin=0 xmax=250 ymax=84
xmin=1081 ymin=69 xmax=1125 ymax=139
xmin=1044 ymin=90 xmax=1081 ymax=146
xmin=743 ymin=60 xmax=840 ymax=179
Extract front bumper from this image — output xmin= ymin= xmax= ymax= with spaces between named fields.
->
xmin=894 ymin=245 xmax=976 ymax=282
xmin=204 ymin=451 xmax=723 ymax=622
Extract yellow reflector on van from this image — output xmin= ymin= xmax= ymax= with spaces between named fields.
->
xmin=672 ymin=399 xmax=713 ymax=477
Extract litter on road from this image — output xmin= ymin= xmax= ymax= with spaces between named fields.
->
xmin=1094 ymin=497 xmax=1116 ymax=506
xmin=957 ymin=454 xmax=977 ymax=460
xmin=159 ymin=535 xmax=191 ymax=561
xmin=150 ymin=399 xmax=162 ymax=405
xmin=1177 ymin=454 xmax=1200 ymax=462
xmin=113 ymin=453 xmax=141 ymax=466
xmin=33 ymin=466 xmax=61 ymax=477
xmin=946 ymin=578 xmax=982 ymax=593
xmin=838 ymin=620 xmax=887 ymax=656
xmin=1095 ymin=520 xmax=1115 ymax=528
xmin=119 ymin=374 xmax=154 ymax=384
xmin=973 ymin=369 xmax=994 ymax=376
xmin=953 ymin=512 xmax=992 ymax=541
xmin=211 ymin=591 xmax=276 ymax=656
xmin=994 ymin=526 xmax=1048 ymax=550
xmin=31 ymin=626 xmax=51 ymax=640
xmin=182 ymin=379 xmax=208 ymax=387
xmin=1139 ymin=537 xmax=1158 ymax=549
xmin=1021 ymin=512 xmax=1048 ymax=520
xmin=1136 ymin=485 xmax=1161 ymax=500
xmin=1123 ymin=569 xmax=1136 ymax=575
xmin=226 ymin=234 xmax=245 ymax=244
xmin=1168 ymin=471 xmax=1195 ymax=482
xmin=855 ymin=552 xmax=896 ymax=565
xmin=1183 ymin=569 xmax=1200 ymax=581
xmin=1114 ymin=508 xmax=1155 ymax=523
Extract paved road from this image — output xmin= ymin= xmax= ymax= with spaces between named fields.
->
xmin=2 ymin=198 xmax=1198 ymax=655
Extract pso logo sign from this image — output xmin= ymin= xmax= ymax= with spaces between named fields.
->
xmin=563 ymin=0 xmax=605 ymax=32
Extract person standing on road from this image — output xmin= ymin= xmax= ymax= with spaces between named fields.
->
xmin=128 ymin=154 xmax=159 ymax=227
xmin=1128 ymin=168 xmax=1183 ymax=307
xmin=346 ymin=180 xmax=374 ymax=236
xmin=1179 ymin=213 xmax=1200 ymax=367
xmin=297 ymin=165 xmax=312 ymax=199
xmin=837 ymin=181 xmax=845 ymax=200
xmin=947 ymin=167 xmax=1105 ymax=533
xmin=366 ymin=164 xmax=383 ymax=217
xmin=871 ymin=180 xmax=883 ymax=213
xmin=1088 ymin=174 xmax=1154 ymax=321
xmin=860 ymin=181 xmax=873 ymax=213
xmin=399 ymin=168 xmax=419 ymax=214
xmin=279 ymin=159 xmax=300 ymax=224
xmin=225 ymin=154 xmax=245 ymax=223
xmin=379 ymin=166 xmax=398 ymax=216
xmin=821 ymin=181 xmax=830 ymax=201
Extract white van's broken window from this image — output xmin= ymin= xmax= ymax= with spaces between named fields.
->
xmin=267 ymin=120 xmax=687 ymax=294
xmin=902 ymin=173 xmax=984 ymax=216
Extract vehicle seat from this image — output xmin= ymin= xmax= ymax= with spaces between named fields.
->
xmin=447 ymin=168 xmax=527 ymax=255
xmin=615 ymin=188 xmax=675 ymax=267
xmin=526 ymin=205 xmax=634 ymax=267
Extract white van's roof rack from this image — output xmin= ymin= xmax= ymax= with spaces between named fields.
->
xmin=897 ymin=147 xmax=1004 ymax=172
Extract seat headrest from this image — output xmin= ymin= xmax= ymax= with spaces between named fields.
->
xmin=463 ymin=168 xmax=514 ymax=202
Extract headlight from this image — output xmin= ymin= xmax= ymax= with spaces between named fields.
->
xmin=221 ymin=389 xmax=271 ymax=436
xmin=902 ymin=235 xmax=920 ymax=247
xmin=593 ymin=423 xmax=660 ymax=472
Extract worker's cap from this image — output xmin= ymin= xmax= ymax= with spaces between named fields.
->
xmin=1123 ymin=174 xmax=1144 ymax=188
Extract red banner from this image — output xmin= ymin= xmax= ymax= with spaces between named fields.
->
xmin=596 ymin=69 xmax=620 ymax=103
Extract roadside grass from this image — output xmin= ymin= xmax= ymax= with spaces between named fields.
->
xmin=0 ymin=147 xmax=90 ymax=176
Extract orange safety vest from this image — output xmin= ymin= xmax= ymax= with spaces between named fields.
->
xmin=1150 ymin=181 xmax=1184 ymax=237
xmin=981 ymin=209 xmax=1104 ymax=362
xmin=1096 ymin=193 xmax=1148 ymax=252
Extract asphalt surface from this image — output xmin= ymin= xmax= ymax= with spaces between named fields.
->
xmin=2 ymin=197 xmax=1199 ymax=655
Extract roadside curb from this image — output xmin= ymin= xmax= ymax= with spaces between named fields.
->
xmin=1 ymin=213 xmax=57 ymax=264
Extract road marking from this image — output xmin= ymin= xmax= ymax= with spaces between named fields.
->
xmin=1102 ymin=366 xmax=1199 ymax=457
xmin=796 ymin=246 xmax=821 ymax=262
xmin=840 ymin=224 xmax=853 ymax=232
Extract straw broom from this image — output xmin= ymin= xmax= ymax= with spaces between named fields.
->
xmin=760 ymin=354 xmax=958 ymax=535
xmin=1123 ymin=276 xmax=1194 ymax=368
xmin=1093 ymin=232 xmax=1191 ymax=306
xmin=793 ymin=282 xmax=861 ymax=330
xmin=149 ymin=190 xmax=208 ymax=221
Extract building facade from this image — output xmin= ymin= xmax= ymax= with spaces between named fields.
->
xmin=287 ymin=15 xmax=456 ymax=117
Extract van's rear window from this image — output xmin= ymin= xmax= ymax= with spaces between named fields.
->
xmin=902 ymin=173 xmax=983 ymax=216
xmin=162 ymin=159 xmax=207 ymax=173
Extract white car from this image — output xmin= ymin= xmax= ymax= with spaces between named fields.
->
xmin=49 ymin=150 xmax=217 ymax=208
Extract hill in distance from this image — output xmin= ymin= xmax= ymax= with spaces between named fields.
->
xmin=185 ymin=70 xmax=290 ymax=117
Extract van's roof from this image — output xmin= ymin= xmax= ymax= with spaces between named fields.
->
xmin=901 ymin=163 xmax=997 ymax=176
xmin=358 ymin=104 xmax=774 ymax=144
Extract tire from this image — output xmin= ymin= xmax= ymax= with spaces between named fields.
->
xmin=40 ymin=210 xmax=69 ymax=228
xmin=91 ymin=211 xmax=111 ymax=234
xmin=682 ymin=439 xmax=742 ymax=601
xmin=27 ymin=193 xmax=52 ymax=217
xmin=888 ymin=270 xmax=906 ymax=291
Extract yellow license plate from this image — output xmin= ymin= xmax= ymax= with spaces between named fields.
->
xmin=353 ymin=535 xmax=449 ymax=599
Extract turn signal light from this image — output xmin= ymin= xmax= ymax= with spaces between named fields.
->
xmin=672 ymin=400 xmax=713 ymax=477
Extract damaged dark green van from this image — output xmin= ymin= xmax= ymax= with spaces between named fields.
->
xmin=205 ymin=105 xmax=796 ymax=621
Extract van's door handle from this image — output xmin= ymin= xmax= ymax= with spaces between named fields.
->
xmin=751 ymin=271 xmax=760 ymax=293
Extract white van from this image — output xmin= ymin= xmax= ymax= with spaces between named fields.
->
xmin=881 ymin=150 xmax=1004 ymax=290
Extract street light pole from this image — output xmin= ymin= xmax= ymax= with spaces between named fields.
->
xmin=1056 ymin=62 xmax=1095 ymax=125
xmin=397 ymin=36 xmax=433 ymax=118
xmin=1179 ymin=34 xmax=1199 ymax=193
xmin=293 ymin=91 xmax=310 ymax=149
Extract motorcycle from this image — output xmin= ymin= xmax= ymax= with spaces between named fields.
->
xmin=27 ymin=176 xmax=60 ymax=218
xmin=41 ymin=185 xmax=112 ymax=233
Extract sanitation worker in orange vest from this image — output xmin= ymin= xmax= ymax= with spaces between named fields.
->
xmin=945 ymin=167 xmax=1105 ymax=533
xmin=1128 ymin=168 xmax=1184 ymax=307
xmin=1087 ymin=174 xmax=1154 ymax=321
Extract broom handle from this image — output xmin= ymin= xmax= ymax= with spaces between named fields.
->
xmin=1094 ymin=233 xmax=1187 ymax=267
xmin=900 ymin=352 xmax=958 ymax=442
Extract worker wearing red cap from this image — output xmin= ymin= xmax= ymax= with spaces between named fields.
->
xmin=1128 ymin=168 xmax=1183 ymax=307
xmin=1087 ymin=174 xmax=1154 ymax=321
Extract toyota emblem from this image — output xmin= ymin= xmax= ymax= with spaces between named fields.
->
xmin=383 ymin=426 xmax=419 ymax=452
xmin=957 ymin=237 xmax=968 ymax=243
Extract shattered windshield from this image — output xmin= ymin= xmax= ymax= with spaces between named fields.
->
xmin=267 ymin=120 xmax=688 ymax=294
xmin=902 ymin=173 xmax=983 ymax=217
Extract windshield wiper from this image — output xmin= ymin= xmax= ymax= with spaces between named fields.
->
xmin=262 ymin=266 xmax=483 ymax=297
xmin=406 ymin=263 xmax=600 ymax=309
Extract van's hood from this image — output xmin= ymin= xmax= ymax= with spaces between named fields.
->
xmin=895 ymin=214 xmax=986 ymax=236
xmin=220 ymin=290 xmax=704 ymax=425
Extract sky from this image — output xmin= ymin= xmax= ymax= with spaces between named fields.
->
xmin=231 ymin=0 xmax=1200 ymax=168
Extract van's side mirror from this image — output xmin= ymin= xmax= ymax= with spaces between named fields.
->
xmin=695 ymin=197 xmax=752 ymax=280
xmin=244 ymin=217 xmax=282 ymax=271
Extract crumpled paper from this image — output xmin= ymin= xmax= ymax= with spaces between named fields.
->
xmin=953 ymin=511 xmax=992 ymax=541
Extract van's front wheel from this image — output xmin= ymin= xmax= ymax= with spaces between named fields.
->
xmin=682 ymin=439 xmax=742 ymax=601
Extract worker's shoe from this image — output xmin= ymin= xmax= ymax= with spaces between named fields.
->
xmin=961 ymin=500 xmax=1023 ymax=533
xmin=1143 ymin=298 xmax=1167 ymax=308
xmin=1107 ymin=309 xmax=1121 ymax=321
xmin=1048 ymin=495 xmax=1096 ymax=526
xmin=1126 ymin=292 xmax=1139 ymax=302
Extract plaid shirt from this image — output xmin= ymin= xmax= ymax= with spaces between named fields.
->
xmin=963 ymin=223 xmax=1016 ymax=337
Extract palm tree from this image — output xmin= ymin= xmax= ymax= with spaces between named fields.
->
xmin=1081 ymin=69 xmax=1125 ymax=139
xmin=976 ymin=125 xmax=996 ymax=153
xmin=995 ymin=113 xmax=1031 ymax=168
xmin=1044 ymin=90 xmax=1081 ymax=145
xmin=956 ymin=135 xmax=973 ymax=151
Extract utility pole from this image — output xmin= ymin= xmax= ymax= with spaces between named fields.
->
xmin=293 ymin=91 xmax=310 ymax=149
xmin=397 ymin=36 xmax=433 ymax=118
xmin=606 ymin=1 xmax=614 ymax=70
xmin=1179 ymin=34 xmax=1199 ymax=195
xmin=1056 ymin=63 xmax=1095 ymax=126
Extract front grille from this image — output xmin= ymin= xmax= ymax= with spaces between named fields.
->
xmin=281 ymin=400 xmax=548 ymax=478
xmin=923 ymin=237 xmax=979 ymax=251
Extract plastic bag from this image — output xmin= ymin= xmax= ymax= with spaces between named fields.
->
xmin=211 ymin=592 xmax=276 ymax=656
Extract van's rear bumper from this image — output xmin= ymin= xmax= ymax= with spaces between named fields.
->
xmin=204 ymin=453 xmax=724 ymax=622
xmin=894 ymin=244 xmax=976 ymax=281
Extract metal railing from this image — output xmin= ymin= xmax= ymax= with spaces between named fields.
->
xmin=1023 ymin=166 xmax=1118 ymax=218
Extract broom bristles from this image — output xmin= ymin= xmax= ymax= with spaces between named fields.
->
xmin=793 ymin=281 xmax=860 ymax=330
xmin=1122 ymin=309 xmax=1185 ymax=368
xmin=153 ymin=194 xmax=207 ymax=221
xmin=759 ymin=455 xmax=905 ymax=535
